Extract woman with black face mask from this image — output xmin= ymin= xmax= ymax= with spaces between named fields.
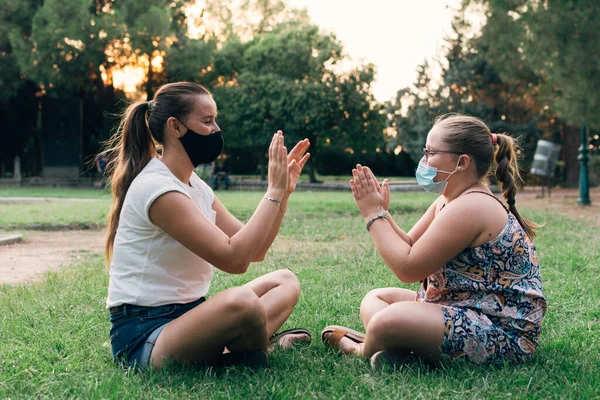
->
xmin=100 ymin=82 xmax=311 ymax=371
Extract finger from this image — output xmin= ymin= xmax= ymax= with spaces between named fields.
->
xmin=277 ymin=135 xmax=285 ymax=163
xmin=289 ymin=139 xmax=309 ymax=161
xmin=357 ymin=165 xmax=371 ymax=188
xmin=383 ymin=179 xmax=390 ymax=202
xmin=269 ymin=133 xmax=277 ymax=160
xmin=349 ymin=179 xmax=358 ymax=196
xmin=352 ymin=168 xmax=363 ymax=190
xmin=366 ymin=167 xmax=380 ymax=190
xmin=281 ymin=145 xmax=288 ymax=166
xmin=298 ymin=152 xmax=310 ymax=168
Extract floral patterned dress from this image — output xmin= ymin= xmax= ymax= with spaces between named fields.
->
xmin=417 ymin=198 xmax=547 ymax=364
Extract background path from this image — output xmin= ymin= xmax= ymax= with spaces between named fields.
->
xmin=0 ymin=230 xmax=104 ymax=285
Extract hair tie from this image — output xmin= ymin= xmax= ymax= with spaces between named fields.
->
xmin=491 ymin=133 xmax=498 ymax=144
xmin=147 ymin=100 xmax=153 ymax=110
xmin=507 ymin=198 xmax=516 ymax=206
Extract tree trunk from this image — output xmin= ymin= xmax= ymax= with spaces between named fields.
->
xmin=259 ymin=155 xmax=266 ymax=181
xmin=306 ymin=134 xmax=320 ymax=183
xmin=562 ymin=124 xmax=580 ymax=187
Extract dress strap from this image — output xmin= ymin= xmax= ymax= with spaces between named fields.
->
xmin=462 ymin=190 xmax=509 ymax=212
xmin=440 ymin=190 xmax=509 ymax=212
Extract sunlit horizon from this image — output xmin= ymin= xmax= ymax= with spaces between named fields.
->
xmin=103 ymin=1 xmax=472 ymax=103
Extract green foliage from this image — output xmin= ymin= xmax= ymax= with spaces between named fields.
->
xmin=387 ymin=12 xmax=554 ymax=167
xmin=211 ymin=23 xmax=385 ymax=180
xmin=0 ymin=0 xmax=38 ymax=99
xmin=465 ymin=0 xmax=600 ymax=129
xmin=9 ymin=0 xmax=108 ymax=94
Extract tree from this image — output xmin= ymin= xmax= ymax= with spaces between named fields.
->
xmin=464 ymin=0 xmax=600 ymax=187
xmin=388 ymin=11 xmax=554 ymax=173
xmin=211 ymin=23 xmax=385 ymax=181
xmin=0 ymin=0 xmax=41 ymax=176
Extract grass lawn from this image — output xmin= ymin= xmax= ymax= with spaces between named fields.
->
xmin=1 ymin=191 xmax=599 ymax=398
xmin=0 ymin=187 xmax=110 ymax=199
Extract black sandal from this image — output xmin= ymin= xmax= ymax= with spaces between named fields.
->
xmin=269 ymin=328 xmax=312 ymax=348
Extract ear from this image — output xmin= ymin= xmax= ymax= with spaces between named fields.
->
xmin=166 ymin=117 xmax=185 ymax=138
xmin=457 ymin=154 xmax=471 ymax=171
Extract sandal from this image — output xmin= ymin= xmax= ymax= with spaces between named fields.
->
xmin=269 ymin=328 xmax=311 ymax=349
xmin=321 ymin=325 xmax=366 ymax=351
xmin=370 ymin=350 xmax=411 ymax=371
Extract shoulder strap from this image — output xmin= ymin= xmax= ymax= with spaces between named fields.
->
xmin=462 ymin=190 xmax=509 ymax=212
xmin=440 ymin=190 xmax=509 ymax=212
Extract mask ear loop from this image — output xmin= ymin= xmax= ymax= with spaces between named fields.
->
xmin=441 ymin=156 xmax=465 ymax=182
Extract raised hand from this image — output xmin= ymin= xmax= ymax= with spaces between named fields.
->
xmin=350 ymin=164 xmax=387 ymax=218
xmin=367 ymin=166 xmax=390 ymax=210
xmin=286 ymin=138 xmax=310 ymax=193
xmin=267 ymin=131 xmax=288 ymax=197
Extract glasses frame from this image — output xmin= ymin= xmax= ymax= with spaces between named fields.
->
xmin=422 ymin=148 xmax=463 ymax=162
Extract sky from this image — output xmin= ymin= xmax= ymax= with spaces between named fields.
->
xmin=286 ymin=0 xmax=458 ymax=102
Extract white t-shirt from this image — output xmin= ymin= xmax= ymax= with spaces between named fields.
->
xmin=106 ymin=158 xmax=216 ymax=308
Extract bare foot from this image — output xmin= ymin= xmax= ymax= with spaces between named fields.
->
xmin=269 ymin=333 xmax=311 ymax=352
xmin=338 ymin=337 xmax=363 ymax=355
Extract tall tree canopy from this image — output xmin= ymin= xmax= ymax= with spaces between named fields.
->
xmin=464 ymin=0 xmax=600 ymax=130
xmin=388 ymin=10 xmax=556 ymax=172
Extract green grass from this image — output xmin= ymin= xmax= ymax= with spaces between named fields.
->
xmin=229 ymin=174 xmax=416 ymax=184
xmin=0 ymin=187 xmax=109 ymax=230
xmin=1 ymin=192 xmax=599 ymax=399
xmin=0 ymin=187 xmax=110 ymax=199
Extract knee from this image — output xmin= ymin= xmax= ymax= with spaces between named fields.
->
xmin=224 ymin=287 xmax=266 ymax=326
xmin=366 ymin=312 xmax=393 ymax=343
xmin=275 ymin=269 xmax=301 ymax=299
xmin=366 ymin=305 xmax=411 ymax=343
xmin=360 ymin=289 xmax=383 ymax=314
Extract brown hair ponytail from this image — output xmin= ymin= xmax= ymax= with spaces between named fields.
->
xmin=494 ymin=133 xmax=541 ymax=238
xmin=100 ymin=101 xmax=156 ymax=263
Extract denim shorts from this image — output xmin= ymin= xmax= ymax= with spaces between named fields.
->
xmin=109 ymin=297 xmax=205 ymax=370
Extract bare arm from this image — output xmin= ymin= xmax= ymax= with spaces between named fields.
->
xmin=210 ymin=137 xmax=310 ymax=263
xmin=149 ymin=132 xmax=288 ymax=274
xmin=363 ymin=169 xmax=439 ymax=246
xmin=351 ymin=164 xmax=482 ymax=283
xmin=211 ymin=193 xmax=288 ymax=263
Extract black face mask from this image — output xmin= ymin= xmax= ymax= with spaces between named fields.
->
xmin=178 ymin=123 xmax=224 ymax=167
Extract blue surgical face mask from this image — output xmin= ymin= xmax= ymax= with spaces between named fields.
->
xmin=415 ymin=160 xmax=459 ymax=194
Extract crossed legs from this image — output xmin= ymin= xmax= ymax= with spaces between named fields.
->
xmin=150 ymin=269 xmax=302 ymax=368
xmin=335 ymin=287 xmax=445 ymax=362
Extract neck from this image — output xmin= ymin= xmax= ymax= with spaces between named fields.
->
xmin=443 ymin=178 xmax=486 ymax=204
xmin=159 ymin=146 xmax=194 ymax=185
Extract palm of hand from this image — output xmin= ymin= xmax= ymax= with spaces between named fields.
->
xmin=288 ymin=163 xmax=302 ymax=192
xmin=351 ymin=165 xmax=390 ymax=216
xmin=286 ymin=139 xmax=310 ymax=193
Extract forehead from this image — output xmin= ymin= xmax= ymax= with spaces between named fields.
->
xmin=190 ymin=94 xmax=217 ymax=116
xmin=425 ymin=125 xmax=445 ymax=147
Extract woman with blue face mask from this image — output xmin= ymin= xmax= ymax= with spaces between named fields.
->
xmin=322 ymin=114 xmax=546 ymax=369
xmin=100 ymin=82 xmax=312 ymax=371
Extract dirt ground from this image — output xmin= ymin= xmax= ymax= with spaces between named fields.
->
xmin=0 ymin=186 xmax=597 ymax=286
xmin=0 ymin=230 xmax=105 ymax=285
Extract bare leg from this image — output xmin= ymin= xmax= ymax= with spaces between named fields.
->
xmin=356 ymin=302 xmax=445 ymax=362
xmin=244 ymin=269 xmax=300 ymax=336
xmin=150 ymin=286 xmax=268 ymax=369
xmin=244 ymin=269 xmax=308 ymax=349
xmin=360 ymin=287 xmax=418 ymax=328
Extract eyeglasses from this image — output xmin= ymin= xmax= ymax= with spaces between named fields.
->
xmin=422 ymin=148 xmax=463 ymax=162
